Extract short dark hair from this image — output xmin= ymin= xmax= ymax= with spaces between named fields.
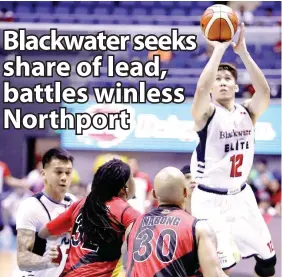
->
xmin=42 ymin=148 xmax=73 ymax=168
xmin=218 ymin=63 xmax=238 ymax=81
xmin=180 ymin=165 xmax=191 ymax=175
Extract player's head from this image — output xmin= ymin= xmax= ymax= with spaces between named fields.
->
xmin=41 ymin=148 xmax=73 ymax=195
xmin=81 ymin=159 xmax=131 ymax=243
xmin=90 ymin=158 xmax=131 ymax=200
xmin=180 ymin=165 xmax=197 ymax=196
xmin=211 ymin=63 xmax=239 ymax=103
xmin=153 ymin=167 xmax=187 ymax=208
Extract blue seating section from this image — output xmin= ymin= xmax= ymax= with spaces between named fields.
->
xmin=0 ymin=1 xmax=280 ymax=25
xmin=0 ymin=1 xmax=280 ymax=98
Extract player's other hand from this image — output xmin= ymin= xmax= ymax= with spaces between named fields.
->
xmin=43 ymin=245 xmax=62 ymax=268
xmin=205 ymin=37 xmax=232 ymax=51
xmin=231 ymin=22 xmax=248 ymax=55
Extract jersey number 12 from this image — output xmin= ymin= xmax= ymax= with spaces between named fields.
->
xmin=230 ymin=154 xmax=243 ymax=177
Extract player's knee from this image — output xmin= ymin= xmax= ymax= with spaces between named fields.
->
xmin=254 ymin=255 xmax=276 ymax=277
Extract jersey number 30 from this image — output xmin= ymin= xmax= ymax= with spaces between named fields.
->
xmin=133 ymin=228 xmax=177 ymax=263
xmin=230 ymin=154 xmax=244 ymax=177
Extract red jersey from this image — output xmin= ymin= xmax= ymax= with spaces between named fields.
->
xmin=46 ymin=196 xmax=140 ymax=277
xmin=0 ymin=161 xmax=11 ymax=193
xmin=126 ymin=205 xmax=200 ymax=277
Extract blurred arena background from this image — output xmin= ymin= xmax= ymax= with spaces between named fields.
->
xmin=0 ymin=1 xmax=281 ymax=277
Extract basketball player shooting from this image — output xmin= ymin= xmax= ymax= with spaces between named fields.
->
xmin=190 ymin=20 xmax=277 ymax=277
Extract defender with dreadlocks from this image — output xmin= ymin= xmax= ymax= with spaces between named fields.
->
xmin=39 ymin=159 xmax=141 ymax=277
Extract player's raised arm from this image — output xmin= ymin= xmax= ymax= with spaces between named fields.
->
xmin=232 ymin=23 xmax=270 ymax=122
xmin=192 ymin=40 xmax=231 ymax=129
xmin=17 ymin=228 xmax=60 ymax=271
xmin=196 ymin=221 xmax=228 ymax=277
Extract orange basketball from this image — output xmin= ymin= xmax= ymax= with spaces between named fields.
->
xmin=200 ymin=4 xmax=239 ymax=42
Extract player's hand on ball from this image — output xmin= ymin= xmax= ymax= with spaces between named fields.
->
xmin=204 ymin=37 xmax=232 ymax=51
xmin=43 ymin=245 xmax=62 ymax=268
xmin=231 ymin=22 xmax=248 ymax=55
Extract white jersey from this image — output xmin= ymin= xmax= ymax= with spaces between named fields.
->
xmin=13 ymin=192 xmax=76 ymax=277
xmin=191 ymin=104 xmax=254 ymax=190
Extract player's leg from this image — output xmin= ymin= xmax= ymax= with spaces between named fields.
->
xmin=191 ymin=188 xmax=239 ymax=274
xmin=254 ymin=255 xmax=276 ymax=277
xmin=231 ymin=185 xmax=277 ymax=277
xmin=216 ymin=230 xmax=241 ymax=276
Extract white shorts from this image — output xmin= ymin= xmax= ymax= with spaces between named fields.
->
xmin=191 ymin=184 xmax=276 ymax=269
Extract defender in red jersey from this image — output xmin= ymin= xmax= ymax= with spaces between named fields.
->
xmin=124 ymin=167 xmax=227 ymax=277
xmin=39 ymin=159 xmax=141 ymax=277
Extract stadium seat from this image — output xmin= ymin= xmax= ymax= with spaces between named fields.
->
xmin=96 ymin=1 xmax=114 ymax=8
xmin=15 ymin=5 xmax=31 ymax=14
xmin=35 ymin=6 xmax=52 ymax=14
xmin=58 ymin=18 xmax=76 ymax=24
xmin=74 ymin=1 xmax=94 ymax=8
xmin=34 ymin=1 xmax=52 ymax=9
xmin=115 ymin=17 xmax=134 ymax=25
xmin=57 ymin=1 xmax=73 ymax=8
xmin=93 ymin=7 xmax=109 ymax=15
xmin=73 ymin=6 xmax=90 ymax=15
xmin=170 ymin=9 xmax=186 ymax=16
xmin=132 ymin=8 xmax=147 ymax=16
xmin=189 ymin=9 xmax=203 ymax=16
xmin=0 ymin=1 xmax=14 ymax=11
xmin=120 ymin=1 xmax=136 ymax=8
xmin=151 ymin=8 xmax=167 ymax=16
xmin=253 ymin=9 xmax=267 ymax=16
xmin=97 ymin=18 xmax=116 ymax=25
xmin=140 ymin=1 xmax=157 ymax=8
xmin=274 ymin=60 xmax=281 ymax=69
xmin=159 ymin=2 xmax=175 ymax=8
xmin=17 ymin=17 xmax=36 ymax=22
xmin=54 ymin=6 xmax=70 ymax=15
xmin=112 ymin=7 xmax=128 ymax=16
xmin=176 ymin=1 xmax=193 ymax=8
xmin=77 ymin=18 xmax=94 ymax=24
xmin=38 ymin=17 xmax=57 ymax=23
xmin=259 ymin=1 xmax=277 ymax=8
xmin=196 ymin=1 xmax=213 ymax=9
